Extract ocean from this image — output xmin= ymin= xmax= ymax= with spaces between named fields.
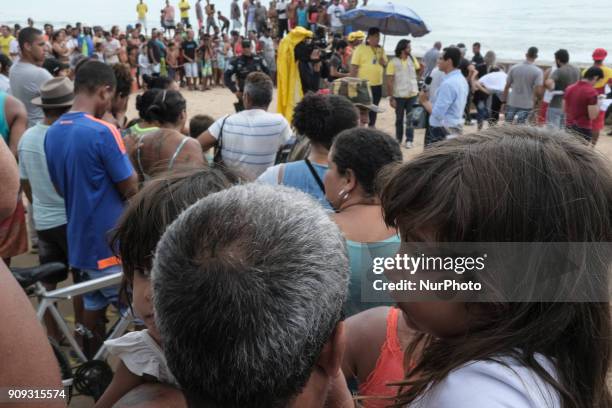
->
xmin=2 ymin=0 xmax=611 ymax=64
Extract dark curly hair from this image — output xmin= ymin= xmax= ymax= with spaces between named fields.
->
xmin=331 ymin=128 xmax=402 ymax=196
xmin=111 ymin=63 xmax=133 ymax=98
xmin=135 ymin=88 xmax=162 ymax=121
xmin=147 ymin=90 xmax=186 ymax=126
xmin=291 ymin=94 xmax=358 ymax=150
xmin=142 ymin=74 xmax=175 ymax=90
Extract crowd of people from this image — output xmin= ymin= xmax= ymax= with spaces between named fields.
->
xmin=1 ymin=3 xmax=612 ymax=408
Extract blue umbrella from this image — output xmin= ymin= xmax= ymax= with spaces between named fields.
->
xmin=340 ymin=1 xmax=430 ymax=37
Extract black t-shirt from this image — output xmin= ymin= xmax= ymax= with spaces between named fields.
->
xmin=472 ymin=52 xmax=484 ymax=65
xmin=182 ymin=40 xmax=198 ymax=60
xmin=329 ymin=52 xmax=347 ymax=78
xmin=148 ymin=39 xmax=161 ymax=62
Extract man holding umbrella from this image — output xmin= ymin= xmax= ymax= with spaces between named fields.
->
xmin=349 ymin=27 xmax=387 ymax=128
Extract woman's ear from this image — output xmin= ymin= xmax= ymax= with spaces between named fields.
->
xmin=344 ymin=168 xmax=357 ymax=194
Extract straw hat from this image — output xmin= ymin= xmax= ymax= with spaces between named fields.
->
xmin=331 ymin=77 xmax=384 ymax=113
xmin=31 ymin=77 xmax=75 ymax=108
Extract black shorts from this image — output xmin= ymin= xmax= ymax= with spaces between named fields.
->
xmin=37 ymin=224 xmax=82 ymax=285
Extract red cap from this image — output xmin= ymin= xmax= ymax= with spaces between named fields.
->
xmin=593 ymin=48 xmax=608 ymax=61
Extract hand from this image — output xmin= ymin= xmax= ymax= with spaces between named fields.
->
xmin=313 ymin=61 xmax=322 ymax=72
xmin=389 ymin=97 xmax=396 ymax=109
xmin=418 ymin=90 xmax=429 ymax=104
xmin=235 ymin=91 xmax=243 ymax=99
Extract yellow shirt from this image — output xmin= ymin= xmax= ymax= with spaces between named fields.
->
xmin=179 ymin=0 xmax=191 ymax=18
xmin=350 ymin=44 xmax=387 ymax=86
xmin=0 ymin=35 xmax=15 ymax=57
xmin=593 ymin=65 xmax=612 ymax=91
xmin=137 ymin=3 xmax=148 ymax=20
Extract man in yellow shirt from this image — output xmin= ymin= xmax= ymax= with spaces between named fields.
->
xmin=386 ymin=39 xmax=421 ymax=148
xmin=350 ymin=27 xmax=387 ymax=127
xmin=136 ymin=0 xmax=149 ymax=34
xmin=0 ymin=26 xmax=16 ymax=59
xmin=179 ymin=0 xmax=191 ymax=26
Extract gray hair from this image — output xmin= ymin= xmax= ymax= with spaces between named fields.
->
xmin=151 ymin=184 xmax=349 ymax=407
xmin=243 ymin=71 xmax=273 ymax=107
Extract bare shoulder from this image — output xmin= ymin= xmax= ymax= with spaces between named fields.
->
xmin=345 ymin=306 xmax=391 ymax=344
xmin=4 ymin=94 xmax=26 ymax=117
xmin=342 ymin=306 xmax=391 ymax=380
xmin=113 ymin=383 xmax=187 ymax=408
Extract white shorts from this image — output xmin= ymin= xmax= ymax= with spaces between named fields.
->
xmin=185 ymin=62 xmax=199 ymax=78
xmin=152 ymin=63 xmax=161 ymax=74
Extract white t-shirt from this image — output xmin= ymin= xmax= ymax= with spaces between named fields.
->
xmin=276 ymin=0 xmax=288 ymax=19
xmin=327 ymin=4 xmax=346 ymax=28
xmin=138 ymin=53 xmax=152 ymax=75
xmin=104 ymin=38 xmax=121 ymax=65
xmin=259 ymin=36 xmax=275 ymax=59
xmin=428 ymin=67 xmax=446 ymax=105
xmin=208 ymin=109 xmax=292 ymax=180
xmin=66 ymin=37 xmax=78 ymax=53
xmin=479 ymin=71 xmax=508 ymax=93
xmin=9 ymin=38 xmax=19 ymax=61
xmin=105 ymin=330 xmax=178 ymax=386
xmin=410 ymin=354 xmax=560 ymax=408
xmin=0 ymin=74 xmax=10 ymax=93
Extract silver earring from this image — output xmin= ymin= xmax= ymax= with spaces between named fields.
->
xmin=338 ymin=189 xmax=345 ymax=197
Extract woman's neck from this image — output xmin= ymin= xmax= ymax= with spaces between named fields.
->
xmin=337 ymin=195 xmax=379 ymax=212
xmin=307 ymin=143 xmax=329 ymax=165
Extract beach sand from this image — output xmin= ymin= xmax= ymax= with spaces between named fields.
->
xmin=126 ymin=85 xmax=612 ymax=160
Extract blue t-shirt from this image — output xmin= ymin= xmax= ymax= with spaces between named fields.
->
xmin=256 ymin=160 xmax=331 ymax=211
xmin=297 ymin=8 xmax=308 ymax=27
xmin=282 ymin=161 xmax=330 ymax=210
xmin=45 ymin=112 xmax=134 ymax=270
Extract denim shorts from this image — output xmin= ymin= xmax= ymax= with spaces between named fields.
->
xmin=81 ymin=265 xmax=122 ymax=311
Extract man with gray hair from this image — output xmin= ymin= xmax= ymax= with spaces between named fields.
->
xmin=198 ymin=72 xmax=291 ymax=180
xmin=151 ymin=184 xmax=349 ymax=407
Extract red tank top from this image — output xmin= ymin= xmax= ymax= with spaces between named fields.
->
xmin=358 ymin=307 xmax=407 ymax=408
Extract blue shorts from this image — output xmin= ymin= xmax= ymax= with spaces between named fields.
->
xmin=81 ymin=265 xmax=122 ymax=311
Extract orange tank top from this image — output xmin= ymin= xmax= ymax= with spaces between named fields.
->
xmin=358 ymin=307 xmax=406 ymax=408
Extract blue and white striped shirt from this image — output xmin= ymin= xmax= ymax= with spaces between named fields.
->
xmin=208 ymin=109 xmax=292 ymax=179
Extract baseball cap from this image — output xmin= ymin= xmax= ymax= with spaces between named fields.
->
xmin=593 ymin=48 xmax=608 ymax=61
xmin=43 ymin=57 xmax=69 ymax=77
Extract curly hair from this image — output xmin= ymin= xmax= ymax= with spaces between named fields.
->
xmin=331 ymin=128 xmax=402 ymax=196
xmin=291 ymin=94 xmax=358 ymax=150
xmin=112 ymin=63 xmax=133 ymax=98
